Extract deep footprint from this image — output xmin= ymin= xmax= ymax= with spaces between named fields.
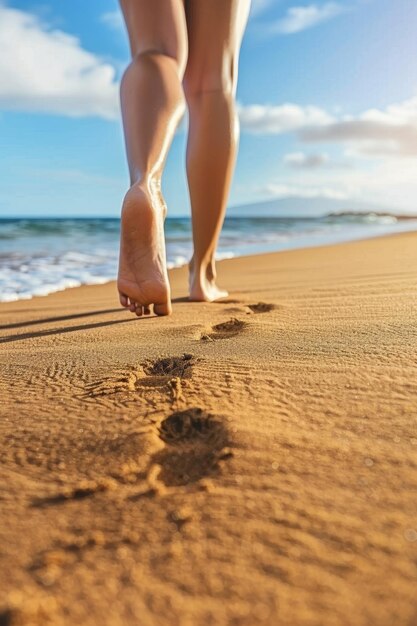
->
xmin=139 ymin=354 xmax=195 ymax=388
xmin=87 ymin=354 xmax=195 ymax=395
xmin=247 ymin=302 xmax=276 ymax=314
xmin=142 ymin=354 xmax=194 ymax=380
xmin=201 ymin=318 xmax=247 ymax=341
xmin=159 ymin=407 xmax=223 ymax=444
xmin=155 ymin=408 xmax=230 ymax=486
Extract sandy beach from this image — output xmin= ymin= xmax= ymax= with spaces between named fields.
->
xmin=1 ymin=232 xmax=417 ymax=626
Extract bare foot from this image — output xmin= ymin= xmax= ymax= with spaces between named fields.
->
xmin=118 ymin=182 xmax=172 ymax=316
xmin=188 ymin=258 xmax=229 ymax=302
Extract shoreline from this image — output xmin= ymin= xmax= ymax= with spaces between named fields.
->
xmin=1 ymin=232 xmax=417 ymax=626
xmin=2 ymin=226 xmax=417 ymax=305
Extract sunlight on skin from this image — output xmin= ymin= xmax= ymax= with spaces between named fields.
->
xmin=117 ymin=0 xmax=250 ymax=316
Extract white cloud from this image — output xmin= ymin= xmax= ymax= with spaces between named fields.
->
xmin=100 ymin=10 xmax=125 ymax=32
xmin=251 ymin=94 xmax=417 ymax=213
xmin=238 ymin=94 xmax=417 ymax=159
xmin=263 ymin=150 xmax=417 ymax=213
xmin=0 ymin=5 xmax=119 ymax=119
xmin=284 ymin=151 xmax=329 ymax=168
xmin=300 ymin=94 xmax=417 ymax=156
xmin=269 ymin=3 xmax=346 ymax=35
xmin=238 ymin=103 xmax=333 ymax=134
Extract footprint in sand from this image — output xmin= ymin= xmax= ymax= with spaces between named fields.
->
xmin=141 ymin=354 xmax=194 ymax=383
xmin=86 ymin=354 xmax=195 ymax=396
xmin=154 ymin=408 xmax=231 ymax=486
xmin=200 ymin=318 xmax=247 ymax=341
xmin=247 ymin=302 xmax=276 ymax=314
xmin=223 ymin=302 xmax=277 ymax=316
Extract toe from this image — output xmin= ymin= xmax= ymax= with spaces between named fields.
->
xmin=154 ymin=301 xmax=172 ymax=316
xmin=144 ymin=306 xmax=151 ymax=315
xmin=135 ymin=305 xmax=143 ymax=317
xmin=129 ymin=301 xmax=137 ymax=313
xmin=119 ymin=293 xmax=128 ymax=307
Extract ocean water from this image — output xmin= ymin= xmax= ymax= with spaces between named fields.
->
xmin=1 ymin=213 xmax=417 ymax=302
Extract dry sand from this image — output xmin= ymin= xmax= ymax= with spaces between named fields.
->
xmin=1 ymin=232 xmax=417 ymax=626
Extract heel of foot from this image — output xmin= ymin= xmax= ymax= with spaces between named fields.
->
xmin=189 ymin=279 xmax=229 ymax=303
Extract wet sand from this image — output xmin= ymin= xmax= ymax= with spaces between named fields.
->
xmin=1 ymin=232 xmax=417 ymax=626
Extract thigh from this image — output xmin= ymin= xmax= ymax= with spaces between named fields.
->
xmin=120 ymin=0 xmax=188 ymax=74
xmin=184 ymin=0 xmax=251 ymax=95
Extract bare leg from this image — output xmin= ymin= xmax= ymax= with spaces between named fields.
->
xmin=184 ymin=0 xmax=251 ymax=302
xmin=117 ymin=0 xmax=187 ymax=316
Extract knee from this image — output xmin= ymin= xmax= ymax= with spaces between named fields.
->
xmin=125 ymin=47 xmax=187 ymax=81
xmin=183 ymin=53 xmax=237 ymax=100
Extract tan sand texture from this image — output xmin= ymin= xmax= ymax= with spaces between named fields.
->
xmin=1 ymin=232 xmax=417 ymax=626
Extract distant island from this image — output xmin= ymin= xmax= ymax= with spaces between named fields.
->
xmin=325 ymin=211 xmax=417 ymax=221
xmin=229 ymin=197 xmax=417 ymax=220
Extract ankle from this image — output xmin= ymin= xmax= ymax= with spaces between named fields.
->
xmin=189 ymin=256 xmax=216 ymax=282
xmin=123 ymin=177 xmax=166 ymax=218
xmin=130 ymin=172 xmax=161 ymax=195
xmin=206 ymin=259 xmax=216 ymax=282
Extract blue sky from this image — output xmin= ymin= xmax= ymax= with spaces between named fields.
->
xmin=1 ymin=0 xmax=417 ymax=217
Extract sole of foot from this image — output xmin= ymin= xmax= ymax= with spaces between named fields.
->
xmin=117 ymin=183 xmax=172 ymax=317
